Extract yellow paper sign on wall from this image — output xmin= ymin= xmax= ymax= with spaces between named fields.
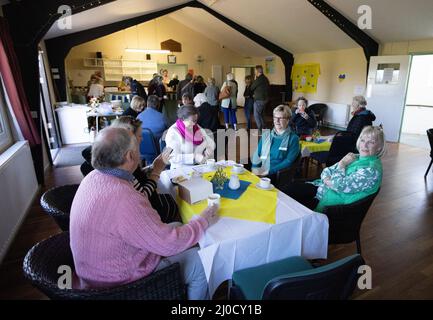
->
xmin=291 ymin=63 xmax=321 ymax=93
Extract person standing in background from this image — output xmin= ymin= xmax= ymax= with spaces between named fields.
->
xmin=250 ymin=65 xmax=270 ymax=134
xmin=124 ymin=76 xmax=148 ymax=101
xmin=177 ymin=73 xmax=194 ymax=105
xmin=168 ymin=74 xmax=179 ymax=92
xmin=243 ymin=75 xmax=254 ymax=130
xmin=193 ymin=75 xmax=207 ymax=96
xmin=162 ymin=69 xmax=170 ymax=89
xmin=220 ymin=73 xmax=238 ymax=130
xmin=204 ymin=77 xmax=220 ymax=109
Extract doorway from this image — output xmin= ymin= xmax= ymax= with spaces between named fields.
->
xmin=400 ymin=54 xmax=433 ymax=149
xmin=38 ymin=49 xmax=62 ymax=161
xmin=231 ymin=66 xmax=255 ymax=107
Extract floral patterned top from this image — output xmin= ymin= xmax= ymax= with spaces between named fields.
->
xmin=309 ymin=155 xmax=382 ymax=212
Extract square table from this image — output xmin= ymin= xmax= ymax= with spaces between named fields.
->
xmin=158 ymin=163 xmax=329 ymax=297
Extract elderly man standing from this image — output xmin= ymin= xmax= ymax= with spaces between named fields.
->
xmin=250 ymin=65 xmax=270 ymax=134
xmin=70 ymin=127 xmax=218 ymax=299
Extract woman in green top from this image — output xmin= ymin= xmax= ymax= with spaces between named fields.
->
xmin=251 ymin=105 xmax=300 ymax=182
xmin=281 ymin=126 xmax=385 ymax=212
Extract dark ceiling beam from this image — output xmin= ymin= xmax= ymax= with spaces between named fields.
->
xmin=307 ymin=0 xmax=379 ymax=62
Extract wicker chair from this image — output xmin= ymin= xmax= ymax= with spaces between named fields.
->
xmin=40 ymin=184 xmax=80 ymax=231
xmin=23 ymin=232 xmax=186 ymax=300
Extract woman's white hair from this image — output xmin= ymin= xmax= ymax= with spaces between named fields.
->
xmin=193 ymin=93 xmax=207 ymax=107
xmin=356 ymin=125 xmax=386 ymax=157
xmin=353 ymin=95 xmax=367 ymax=107
xmin=226 ymin=73 xmax=234 ymax=81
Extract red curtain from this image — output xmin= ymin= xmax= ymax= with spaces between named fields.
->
xmin=0 ymin=17 xmax=40 ymax=146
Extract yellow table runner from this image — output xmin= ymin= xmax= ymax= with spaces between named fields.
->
xmin=300 ymin=140 xmax=331 ymax=153
xmin=177 ymin=168 xmax=277 ymax=224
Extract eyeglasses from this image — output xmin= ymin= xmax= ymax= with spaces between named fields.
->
xmin=273 ymin=117 xmax=288 ymax=122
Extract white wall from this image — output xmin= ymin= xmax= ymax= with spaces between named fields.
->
xmin=0 ymin=142 xmax=39 ymax=264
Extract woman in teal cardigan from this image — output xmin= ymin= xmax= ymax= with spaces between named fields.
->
xmin=281 ymin=126 xmax=385 ymax=212
xmin=251 ymin=105 xmax=300 ymax=182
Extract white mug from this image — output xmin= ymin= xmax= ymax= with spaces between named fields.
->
xmin=259 ymin=177 xmax=271 ymax=189
xmin=232 ymin=163 xmax=244 ymax=173
xmin=207 ymin=193 xmax=221 ymax=207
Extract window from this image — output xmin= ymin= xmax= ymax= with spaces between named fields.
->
xmin=0 ymin=73 xmax=13 ymax=154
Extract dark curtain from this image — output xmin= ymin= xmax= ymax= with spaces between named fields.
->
xmin=0 ymin=17 xmax=40 ymax=146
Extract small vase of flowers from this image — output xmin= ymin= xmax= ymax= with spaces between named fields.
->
xmin=312 ymin=129 xmax=321 ymax=142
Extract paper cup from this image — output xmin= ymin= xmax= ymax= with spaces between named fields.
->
xmin=206 ymin=159 xmax=216 ymax=169
xmin=207 ymin=193 xmax=221 ymax=207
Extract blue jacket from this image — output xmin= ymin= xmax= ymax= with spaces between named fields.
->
xmin=137 ymin=108 xmax=168 ymax=142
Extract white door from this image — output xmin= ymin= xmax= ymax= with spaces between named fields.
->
xmin=366 ymin=55 xmax=411 ymax=142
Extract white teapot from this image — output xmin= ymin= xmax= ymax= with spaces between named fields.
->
xmin=228 ymin=174 xmax=240 ymax=190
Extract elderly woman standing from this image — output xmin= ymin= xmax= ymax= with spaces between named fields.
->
xmin=251 ymin=105 xmax=300 ymax=180
xmin=220 ymin=72 xmax=238 ymax=130
xmin=71 ymin=126 xmax=219 ymax=299
xmin=165 ymin=105 xmax=216 ymax=167
xmin=347 ymin=95 xmax=376 ymax=139
xmin=290 ymin=97 xmax=317 ymax=136
xmin=281 ymin=126 xmax=384 ymax=212
xmin=204 ymin=77 xmax=220 ymax=109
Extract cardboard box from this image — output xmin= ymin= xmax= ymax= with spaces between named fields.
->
xmin=178 ymin=178 xmax=213 ymax=204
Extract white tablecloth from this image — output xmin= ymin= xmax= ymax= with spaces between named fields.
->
xmin=158 ymin=165 xmax=329 ymax=297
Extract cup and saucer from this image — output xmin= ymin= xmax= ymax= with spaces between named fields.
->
xmin=232 ymin=163 xmax=246 ymax=174
xmin=255 ymin=177 xmax=274 ymax=191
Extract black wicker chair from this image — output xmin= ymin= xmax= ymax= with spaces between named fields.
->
xmin=323 ymin=189 xmax=380 ymax=254
xmin=308 ymin=103 xmax=328 ymax=128
xmin=23 ymin=232 xmax=186 ymax=300
xmin=40 ymin=184 xmax=80 ymax=231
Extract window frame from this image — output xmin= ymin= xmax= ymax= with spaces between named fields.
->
xmin=0 ymin=73 xmax=13 ymax=154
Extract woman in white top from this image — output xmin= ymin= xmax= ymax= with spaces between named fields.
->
xmin=87 ymin=76 xmax=104 ymax=101
xmin=165 ymin=105 xmax=216 ymax=168
xmin=220 ymin=73 xmax=238 ymax=130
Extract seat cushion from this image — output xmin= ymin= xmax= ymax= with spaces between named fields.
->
xmin=232 ymin=256 xmax=313 ymax=300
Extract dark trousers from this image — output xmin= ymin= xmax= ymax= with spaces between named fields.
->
xmin=244 ymin=97 xmax=254 ymax=129
xmin=279 ymin=182 xmax=319 ymax=210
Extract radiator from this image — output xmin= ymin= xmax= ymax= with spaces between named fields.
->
xmin=309 ymin=99 xmax=351 ymax=129
xmin=0 ymin=141 xmax=38 ymax=264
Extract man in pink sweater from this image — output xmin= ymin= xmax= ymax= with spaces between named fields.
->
xmin=70 ymin=127 xmax=218 ymax=299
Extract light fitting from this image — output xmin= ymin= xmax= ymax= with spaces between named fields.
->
xmin=125 ymin=48 xmax=170 ymax=54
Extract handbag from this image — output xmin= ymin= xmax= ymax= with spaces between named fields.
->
xmin=218 ymin=85 xmax=231 ymax=100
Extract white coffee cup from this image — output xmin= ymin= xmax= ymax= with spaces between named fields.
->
xmin=207 ymin=193 xmax=221 ymax=207
xmin=306 ymin=136 xmax=312 ymax=142
xmin=259 ymin=177 xmax=271 ymax=189
xmin=206 ymin=159 xmax=216 ymax=169
xmin=232 ymin=163 xmax=244 ymax=173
